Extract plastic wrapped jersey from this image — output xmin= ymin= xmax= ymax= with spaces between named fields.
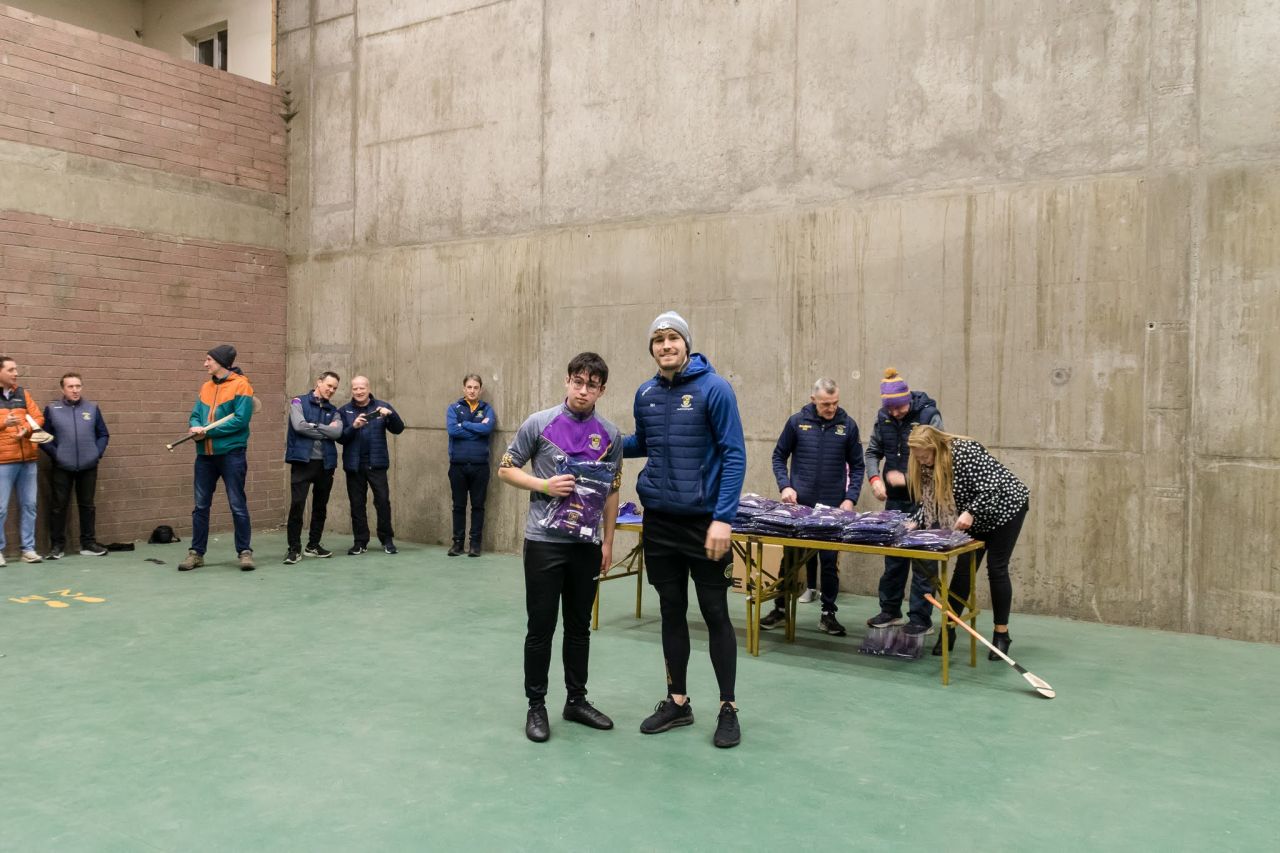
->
xmin=539 ymin=458 xmax=618 ymax=544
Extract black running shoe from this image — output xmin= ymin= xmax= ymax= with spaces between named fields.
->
xmin=563 ymin=699 xmax=614 ymax=730
xmin=819 ymin=613 xmax=847 ymax=636
xmin=303 ymin=544 xmax=332 ymax=558
xmin=867 ymin=611 xmax=903 ymax=629
xmin=640 ymin=697 xmax=694 ymax=734
xmin=79 ymin=542 xmax=108 ymax=556
xmin=759 ymin=609 xmax=787 ymax=631
xmin=383 ymin=540 xmax=398 ymax=555
xmin=347 ymin=544 xmax=367 ymax=556
xmin=45 ymin=546 xmax=65 ymax=561
xmin=902 ymin=622 xmax=931 ymax=637
xmin=283 ymin=550 xmax=301 ymax=565
xmin=526 ymin=705 xmax=550 ymax=743
xmin=447 ymin=540 xmax=464 ymax=557
xmin=713 ymin=704 xmax=741 ymax=749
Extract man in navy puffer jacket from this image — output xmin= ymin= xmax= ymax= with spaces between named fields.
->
xmin=338 ymin=376 xmax=405 ymax=555
xmin=624 ymin=311 xmax=747 ymax=749
xmin=761 ymin=378 xmax=863 ymax=637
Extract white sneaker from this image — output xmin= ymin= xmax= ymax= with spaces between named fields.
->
xmin=21 ymin=551 xmax=42 ymax=564
xmin=798 ymin=588 xmax=818 ymax=604
xmin=0 ymin=552 xmax=6 ymax=567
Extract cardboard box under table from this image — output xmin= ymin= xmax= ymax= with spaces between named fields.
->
xmin=597 ymin=522 xmax=987 ymax=685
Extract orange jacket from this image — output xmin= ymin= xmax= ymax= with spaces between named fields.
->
xmin=0 ymin=386 xmax=43 ymax=464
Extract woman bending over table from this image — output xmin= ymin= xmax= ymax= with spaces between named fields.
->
xmin=905 ymin=425 xmax=1030 ymax=659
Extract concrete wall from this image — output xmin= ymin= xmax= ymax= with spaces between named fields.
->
xmin=279 ymin=0 xmax=1280 ymax=643
xmin=1 ymin=5 xmax=289 ymax=549
xmin=2 ymin=0 xmax=142 ymax=43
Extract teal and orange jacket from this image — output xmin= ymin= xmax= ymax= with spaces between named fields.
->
xmin=188 ymin=368 xmax=255 ymax=456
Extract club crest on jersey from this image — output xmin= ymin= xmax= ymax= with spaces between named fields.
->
xmin=82 ymin=412 xmax=92 ymax=421
xmin=798 ymin=424 xmax=812 ymax=431
xmin=680 ymin=395 xmax=693 ymax=409
xmin=723 ymin=564 xmax=732 ymax=579
xmin=589 ymin=433 xmax=602 ymax=450
xmin=835 ymin=425 xmax=846 ymax=435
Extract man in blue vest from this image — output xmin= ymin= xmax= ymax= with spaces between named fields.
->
xmin=41 ymin=373 xmax=110 ymax=559
xmin=446 ymin=373 xmax=496 ymax=557
xmin=339 ymin=376 xmax=404 ymax=555
xmin=624 ymin=311 xmax=747 ymax=749
xmin=864 ymin=367 xmax=943 ymax=636
xmin=283 ymin=371 xmax=342 ymax=565
xmin=760 ymin=378 xmax=864 ymax=637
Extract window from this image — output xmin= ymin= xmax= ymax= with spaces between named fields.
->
xmin=191 ymin=26 xmax=228 ymax=71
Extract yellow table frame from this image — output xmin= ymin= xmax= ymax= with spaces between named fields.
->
xmin=596 ymin=522 xmax=987 ymax=685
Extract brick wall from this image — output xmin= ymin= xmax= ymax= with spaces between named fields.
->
xmin=0 ymin=5 xmax=285 ymax=193
xmin=1 ymin=4 xmax=288 ymax=553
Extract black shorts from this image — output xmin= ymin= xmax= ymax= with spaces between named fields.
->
xmin=642 ymin=510 xmax=733 ymax=589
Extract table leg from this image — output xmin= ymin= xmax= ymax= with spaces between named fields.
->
xmin=939 ymin=557 xmax=950 ymax=686
xmin=592 ymin=583 xmax=601 ymax=631
xmin=635 ymin=548 xmax=644 ymax=620
xmin=968 ymin=552 xmax=978 ymax=668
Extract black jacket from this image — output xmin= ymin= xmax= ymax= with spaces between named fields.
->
xmin=772 ymin=403 xmax=864 ymax=507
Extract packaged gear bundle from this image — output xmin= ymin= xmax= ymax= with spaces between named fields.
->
xmin=539 ymin=458 xmax=617 ymax=544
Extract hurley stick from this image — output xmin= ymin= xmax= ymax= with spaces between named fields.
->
xmin=925 ymin=593 xmax=1056 ymax=699
xmin=167 ymin=412 xmax=237 ymax=451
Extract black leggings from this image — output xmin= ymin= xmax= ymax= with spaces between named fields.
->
xmin=653 ymin=579 xmax=737 ymax=703
xmin=946 ymin=503 xmax=1028 ymax=626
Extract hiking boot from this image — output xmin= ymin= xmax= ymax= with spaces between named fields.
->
xmin=713 ymin=704 xmax=741 ymax=748
xmin=989 ymin=631 xmax=1012 ymax=661
xmin=383 ymin=540 xmax=398 ymax=555
xmin=468 ymin=541 xmax=481 ymax=558
xmin=447 ymin=539 xmax=464 ymax=557
xmin=563 ymin=699 xmax=614 ymax=730
xmin=932 ymin=626 xmax=956 ymax=656
xmin=45 ymin=546 xmax=65 ymax=561
xmin=21 ymin=551 xmax=42 ymax=564
xmin=303 ymin=544 xmax=332 ymax=558
xmin=283 ymin=550 xmax=301 ymax=565
xmin=178 ymin=550 xmax=204 ymax=572
xmin=526 ymin=704 xmax=550 ymax=743
xmin=759 ymin=608 xmax=787 ymax=631
xmin=819 ymin=612 xmax=847 ymax=636
xmin=347 ymin=544 xmax=367 ymax=556
xmin=640 ymin=697 xmax=694 ymax=734
xmin=238 ymin=550 xmax=256 ymax=572
xmin=867 ymin=611 xmax=903 ymax=629
xmin=79 ymin=542 xmax=108 ymax=557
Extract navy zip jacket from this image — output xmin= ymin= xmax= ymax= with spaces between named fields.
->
xmin=446 ymin=398 xmax=496 ymax=463
xmin=622 ymin=353 xmax=747 ymax=524
xmin=772 ymin=403 xmax=864 ymax=507
xmin=285 ymin=391 xmax=340 ymax=469
xmin=864 ymin=390 xmax=942 ymax=501
xmin=338 ymin=397 xmax=405 ymax=470
xmin=41 ymin=398 xmax=109 ymax=472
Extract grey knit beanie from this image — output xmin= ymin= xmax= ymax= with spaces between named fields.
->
xmin=647 ymin=311 xmax=691 ymax=353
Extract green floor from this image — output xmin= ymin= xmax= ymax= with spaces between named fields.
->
xmin=2 ymin=532 xmax=1278 ymax=851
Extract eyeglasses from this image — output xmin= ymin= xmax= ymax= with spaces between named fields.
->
xmin=568 ymin=377 xmax=603 ymax=392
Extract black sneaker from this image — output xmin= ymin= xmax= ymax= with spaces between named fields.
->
xmin=902 ymin=622 xmax=930 ymax=637
xmin=819 ymin=613 xmax=847 ymax=636
xmin=347 ymin=544 xmax=367 ymax=556
xmin=759 ymin=608 xmax=787 ymax=631
xmin=563 ymin=699 xmax=614 ymax=730
xmin=383 ymin=541 xmax=398 ymax=555
xmin=303 ymin=544 xmax=332 ymax=558
xmin=640 ymin=697 xmax=694 ymax=734
xmin=45 ymin=546 xmax=65 ymax=560
xmin=932 ymin=626 xmax=956 ymax=656
xmin=447 ymin=540 xmax=464 ymax=557
xmin=283 ymin=550 xmax=301 ymax=565
xmin=468 ymin=541 xmax=481 ymax=557
xmin=713 ymin=704 xmax=741 ymax=749
xmin=79 ymin=542 xmax=108 ymax=557
xmin=867 ymin=611 xmax=903 ymax=629
xmin=526 ymin=704 xmax=550 ymax=743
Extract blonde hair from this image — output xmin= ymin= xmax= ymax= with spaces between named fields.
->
xmin=906 ymin=424 xmax=972 ymax=520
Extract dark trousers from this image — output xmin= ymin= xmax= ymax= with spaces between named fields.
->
xmin=287 ymin=460 xmax=334 ymax=551
xmin=775 ymin=547 xmax=840 ymax=614
xmin=946 ymin=503 xmax=1029 ymax=626
xmin=877 ymin=497 xmax=935 ymax=627
xmin=448 ymin=461 xmax=489 ymax=544
xmin=523 ymin=538 xmax=601 ymax=706
xmin=49 ymin=466 xmax=98 ymax=549
xmin=346 ymin=464 xmax=393 ymax=547
xmin=191 ymin=449 xmax=251 ymax=555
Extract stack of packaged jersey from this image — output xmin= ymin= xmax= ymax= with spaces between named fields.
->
xmin=539 ymin=458 xmax=617 ymax=544
xmin=897 ymin=528 xmax=973 ymax=551
xmin=746 ymin=503 xmax=815 ymax=537
xmin=840 ymin=510 xmax=911 ymax=546
xmin=794 ymin=506 xmax=860 ymax=539
xmin=731 ymin=493 xmax=782 ymax=532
